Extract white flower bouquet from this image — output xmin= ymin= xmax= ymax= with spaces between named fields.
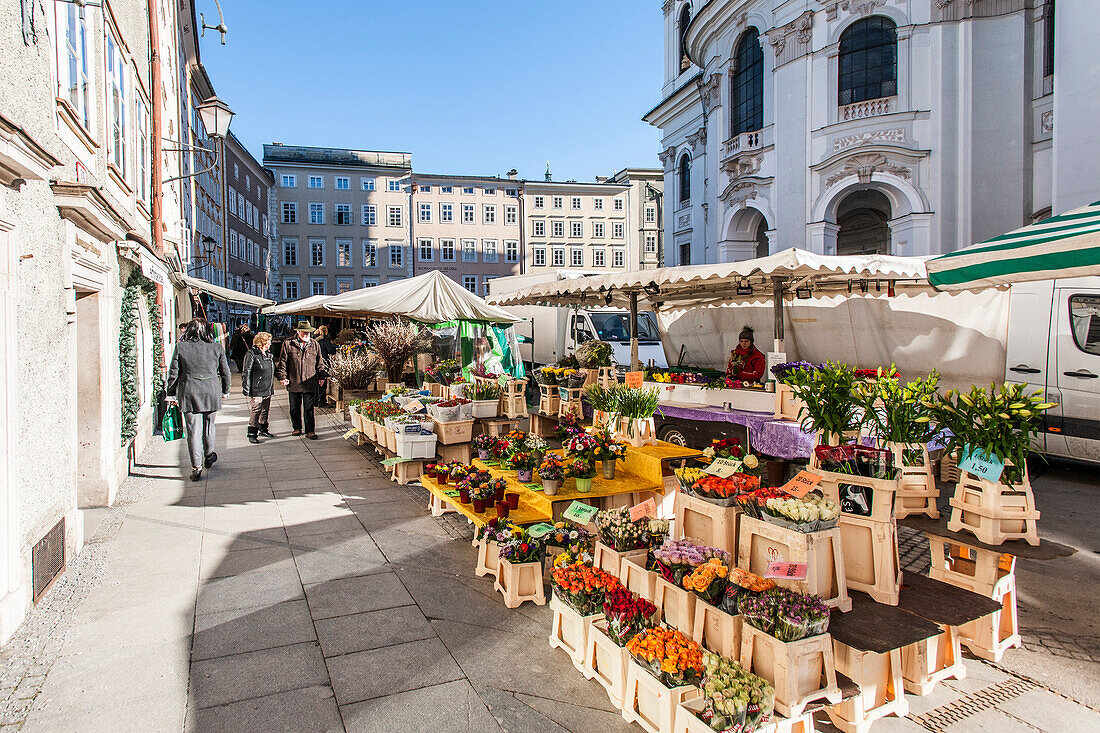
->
xmin=759 ymin=492 xmax=840 ymax=533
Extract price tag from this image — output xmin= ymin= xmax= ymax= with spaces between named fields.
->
xmin=629 ymin=498 xmax=657 ymax=521
xmin=625 ymin=371 xmax=644 ymax=389
xmin=765 ymin=561 xmax=808 ymax=580
xmin=779 ymin=470 xmax=821 ymax=498
xmin=525 ymin=483 xmax=544 ymax=491
xmin=704 ymin=457 xmax=743 ymax=478
xmin=444 ymin=489 xmax=460 ymax=497
xmin=403 ymin=398 xmax=424 ymax=413
xmin=342 ymin=429 xmax=357 ymax=440
xmin=498 ymin=374 xmax=510 ymax=388
xmin=959 ymin=445 xmax=1005 ymax=483
xmin=527 ymin=522 xmax=555 ymax=539
xmin=380 ymin=457 xmax=406 ymax=467
xmin=562 ymin=501 xmax=599 ymax=525
xmin=559 ymin=387 xmax=570 ymax=401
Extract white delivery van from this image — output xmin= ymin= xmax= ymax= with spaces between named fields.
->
xmin=1005 ymin=278 xmax=1100 ymax=463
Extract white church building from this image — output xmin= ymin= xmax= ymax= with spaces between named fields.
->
xmin=644 ymin=0 xmax=1099 ymax=265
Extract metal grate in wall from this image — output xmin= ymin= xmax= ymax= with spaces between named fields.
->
xmin=31 ymin=518 xmax=65 ymax=602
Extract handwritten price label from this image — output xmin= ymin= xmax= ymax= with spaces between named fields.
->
xmin=629 ymin=498 xmax=657 ymax=521
xmin=625 ymin=371 xmax=644 ymax=389
xmin=704 ymin=457 xmax=743 ymax=478
xmin=527 ymin=523 xmax=556 ymax=539
xmin=765 ymin=561 xmax=808 ymax=580
xmin=779 ymin=470 xmax=822 ymax=498
xmin=497 ymin=374 xmax=511 ymax=388
xmin=959 ymin=445 xmax=1005 ymax=483
xmin=562 ymin=501 xmax=599 ymax=525
xmin=403 ymin=399 xmax=424 ymax=413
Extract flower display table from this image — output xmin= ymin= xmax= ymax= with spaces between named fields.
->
xmin=826 ymin=641 xmax=909 ymax=733
xmin=737 ymin=515 xmax=851 ymax=612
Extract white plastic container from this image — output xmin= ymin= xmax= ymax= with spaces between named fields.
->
xmin=471 ymin=400 xmax=499 ymax=419
xmin=395 ymin=431 xmax=437 ymax=460
xmin=459 ymin=401 xmax=474 ymax=419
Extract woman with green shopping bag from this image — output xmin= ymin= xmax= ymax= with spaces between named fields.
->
xmin=166 ymin=318 xmax=232 ymax=481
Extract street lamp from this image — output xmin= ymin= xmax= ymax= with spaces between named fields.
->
xmin=188 ymin=235 xmax=218 ymax=274
xmin=196 ymin=97 xmax=234 ymax=140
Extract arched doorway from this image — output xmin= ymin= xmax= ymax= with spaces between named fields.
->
xmin=836 ymin=190 xmax=891 ymax=255
xmin=719 ymin=206 xmax=771 ymax=262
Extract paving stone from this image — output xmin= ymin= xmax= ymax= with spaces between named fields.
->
xmin=186 ymin=684 xmax=343 ymax=733
xmin=284 ymin=514 xmax=365 ymax=538
xmin=199 ymin=543 xmax=296 ymax=580
xmin=292 ymin=546 xmax=388 ymax=585
xmin=315 ymin=605 xmax=435 ymax=657
xmin=195 ymin=566 xmax=305 ymax=615
xmin=944 ymin=708 xmax=1039 ymax=732
xmin=997 ymin=689 xmax=1100 ymax=732
xmin=188 ymin=641 xmax=328 ymax=709
xmin=21 ymin=692 xmax=187 ymax=732
xmin=192 ymin=600 xmax=317 ymax=661
xmin=943 ymin=660 xmax=1012 ymax=695
xmin=513 ymin=689 xmax=638 ymax=733
xmin=326 ymin=638 xmax=464 ymax=705
xmin=340 ymin=679 xmax=500 ymax=733
xmin=349 ymin=499 xmax=426 ymax=523
xmin=303 ymin=571 xmax=413 ymax=620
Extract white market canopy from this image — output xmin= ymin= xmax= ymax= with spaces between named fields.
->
xmin=322 ymin=270 xmax=520 ymax=323
xmin=262 ymin=294 xmax=333 ymax=316
xmin=487 ymin=248 xmax=931 ymax=310
xmin=179 ymin=274 xmax=275 ymax=308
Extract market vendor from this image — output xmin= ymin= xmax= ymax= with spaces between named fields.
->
xmin=726 ymin=327 xmax=766 ymax=383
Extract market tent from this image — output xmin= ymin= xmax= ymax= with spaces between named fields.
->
xmin=179 ymin=274 xmax=275 ymax=308
xmin=323 ymin=269 xmax=520 ymax=323
xmin=261 ymin=294 xmax=334 ymax=316
xmin=926 ymin=200 xmax=1100 ymax=290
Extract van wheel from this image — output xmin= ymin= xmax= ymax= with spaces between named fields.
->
xmin=658 ymin=426 xmax=688 ymax=447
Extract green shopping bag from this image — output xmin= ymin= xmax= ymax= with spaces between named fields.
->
xmin=162 ymin=403 xmax=184 ymax=442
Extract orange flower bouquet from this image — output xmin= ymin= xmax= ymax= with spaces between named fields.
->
xmin=550 ymin=562 xmax=622 ymax=616
xmin=626 ymin=626 xmax=705 ymax=687
xmin=681 ymin=557 xmax=730 ymax=604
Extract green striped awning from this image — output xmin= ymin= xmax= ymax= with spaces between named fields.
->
xmin=927 ymin=201 xmax=1100 ymax=290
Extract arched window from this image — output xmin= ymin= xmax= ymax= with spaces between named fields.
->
xmin=838 ymin=17 xmax=897 ymax=105
xmin=679 ymin=5 xmax=692 ymax=72
xmin=1043 ymin=0 xmax=1055 ymax=77
xmin=730 ymin=28 xmax=764 ymax=136
xmin=678 ymin=153 xmax=691 ymax=206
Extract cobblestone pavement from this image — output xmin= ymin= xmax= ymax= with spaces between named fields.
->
xmin=0 ymin=387 xmax=1096 ymax=731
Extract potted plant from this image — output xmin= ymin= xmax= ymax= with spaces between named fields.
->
xmin=611 ymin=387 xmax=662 ymax=446
xmin=466 ymin=381 xmax=501 ymax=418
xmin=555 ymin=412 xmax=583 ymax=442
xmin=538 ymin=454 xmax=565 ymax=495
xmin=567 ymin=458 xmax=597 ymax=493
xmin=473 ymin=433 xmax=496 ymax=461
xmin=469 ymin=483 xmax=496 ymax=513
xmin=584 ymin=384 xmax=619 ymax=430
xmin=490 ymin=436 xmax=513 ymax=464
xmin=496 ymin=527 xmax=547 ymax=608
xmin=564 ymin=430 xmax=599 ymax=462
xmin=780 ymin=361 xmax=861 ymax=446
xmin=511 ymin=450 xmax=539 ymax=483
xmin=590 ymin=427 xmax=627 ymax=479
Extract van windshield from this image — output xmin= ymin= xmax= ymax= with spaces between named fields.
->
xmin=588 ymin=312 xmax=660 ymax=342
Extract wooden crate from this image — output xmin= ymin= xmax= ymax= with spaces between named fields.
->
xmin=432 ymin=418 xmax=475 ymax=445
xmin=928 ymin=539 xmax=1015 ymax=595
xmin=836 ymin=514 xmax=901 ymax=606
xmin=558 ymin=387 xmax=584 ymax=420
xmin=437 ymin=441 xmax=472 ymax=464
xmin=947 ymin=471 xmax=1039 ymax=546
xmin=737 ymin=516 xmax=851 ymax=612
xmin=475 ymin=538 xmax=501 ymax=579
xmin=740 ymin=624 xmax=841 ymax=718
xmin=500 ymin=378 xmax=528 ymax=419
xmin=889 ymin=443 xmax=940 ymax=520
xmin=621 ymin=558 xmax=657 ymax=604
xmin=958 ymin=574 xmax=1021 ymax=662
xmin=673 ymin=492 xmax=739 ymax=557
xmin=622 ymin=658 xmax=702 ymax=733
xmin=530 ymin=411 xmax=558 ymax=438
xmin=675 ymin=697 xmax=815 ymax=733
xmin=653 ymin=577 xmax=697 ymax=636
xmin=826 ymin=641 xmax=909 ymax=733
xmin=773 ymin=383 xmax=806 ymax=422
xmin=691 ymin=599 xmax=742 ymax=659
xmin=813 ymin=469 xmax=899 ymax=523
xmin=495 ymin=558 xmax=546 ymax=608
xmin=549 ymin=594 xmax=604 ymax=673
xmin=594 ymin=542 xmax=649 ymax=579
xmin=585 ymin=620 xmax=630 ymax=708
xmin=901 ymin=625 xmax=966 ymax=696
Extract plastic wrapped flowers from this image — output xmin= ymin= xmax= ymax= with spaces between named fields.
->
xmin=626 ymin=627 xmax=704 ymax=687
xmin=681 ymin=557 xmax=730 ymax=604
xmin=699 ymin=652 xmax=775 ymax=733
xmin=550 ymin=562 xmax=621 ymax=616
xmin=601 ymin=586 xmax=658 ymax=646
xmin=760 ymin=492 xmax=841 ymax=533
xmin=739 ymin=587 xmax=831 ymax=642
xmin=593 ymin=507 xmax=648 ymax=552
xmin=653 ymin=539 xmax=732 ymax=584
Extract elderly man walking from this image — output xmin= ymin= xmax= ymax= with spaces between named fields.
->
xmin=275 ymin=321 xmax=327 ymax=439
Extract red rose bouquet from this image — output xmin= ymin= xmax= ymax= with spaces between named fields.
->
xmin=602 ymin=586 xmax=658 ymax=646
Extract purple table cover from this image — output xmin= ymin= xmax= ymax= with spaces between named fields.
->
xmin=657 ymin=404 xmax=815 ymax=460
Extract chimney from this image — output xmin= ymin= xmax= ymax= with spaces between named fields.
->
xmin=507 ymin=169 xmax=518 ymax=180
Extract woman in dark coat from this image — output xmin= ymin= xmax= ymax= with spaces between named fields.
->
xmin=167 ymin=318 xmax=232 ymax=481
xmin=242 ymin=331 xmax=276 ymax=443
xmin=229 ymin=324 xmax=253 ymax=372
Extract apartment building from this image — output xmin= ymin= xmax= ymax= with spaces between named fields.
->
xmin=608 ymin=168 xmax=664 ymax=269
xmin=224 ymin=133 xmax=273 ymax=325
xmin=411 ymin=174 xmax=522 ymax=295
xmin=264 ymin=145 xmax=413 ymax=299
xmin=523 ymin=180 xmax=632 ymax=273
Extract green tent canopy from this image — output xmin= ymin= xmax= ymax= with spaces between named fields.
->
xmin=927 ymin=201 xmax=1100 ymax=290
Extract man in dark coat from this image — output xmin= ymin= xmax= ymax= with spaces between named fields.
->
xmin=275 ymin=321 xmax=327 ymax=439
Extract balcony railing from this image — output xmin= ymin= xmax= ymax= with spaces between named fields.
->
xmin=840 ymin=97 xmax=895 ymax=122
xmin=722 ymin=131 xmax=762 ymax=160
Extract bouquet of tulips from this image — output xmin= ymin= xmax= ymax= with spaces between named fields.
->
xmin=550 ymin=562 xmax=622 ymax=616
xmin=626 ymin=627 xmax=704 ymax=687
xmin=593 ymin=507 xmax=648 ymax=552
xmin=699 ymin=652 xmax=775 ymax=733
xmin=681 ymin=557 xmax=730 ymax=604
xmin=602 ymin=586 xmax=658 ymax=646
xmin=653 ymin=539 xmax=731 ymax=585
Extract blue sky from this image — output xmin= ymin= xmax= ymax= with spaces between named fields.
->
xmin=198 ymin=0 xmax=665 ymax=181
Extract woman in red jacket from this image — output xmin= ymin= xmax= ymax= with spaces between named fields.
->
xmin=726 ymin=326 xmax=766 ymax=383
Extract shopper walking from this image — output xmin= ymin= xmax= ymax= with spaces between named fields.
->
xmin=229 ymin=324 xmax=253 ymax=373
xmin=316 ymin=325 xmax=338 ymax=363
xmin=275 ymin=321 xmax=327 ymax=439
xmin=242 ymin=331 xmax=276 ymax=443
xmin=166 ymin=318 xmax=232 ymax=481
